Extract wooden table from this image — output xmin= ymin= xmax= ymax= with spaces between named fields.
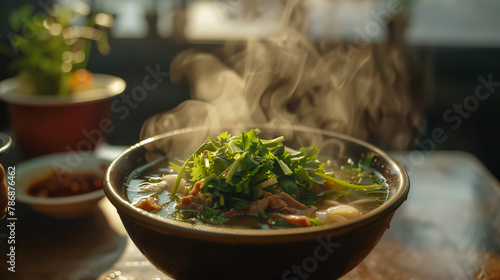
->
xmin=1 ymin=150 xmax=499 ymax=280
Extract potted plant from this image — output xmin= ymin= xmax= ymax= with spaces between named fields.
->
xmin=0 ymin=3 xmax=125 ymax=157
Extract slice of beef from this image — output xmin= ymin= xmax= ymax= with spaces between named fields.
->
xmin=223 ymin=208 xmax=246 ymax=218
xmin=135 ymin=196 xmax=162 ymax=212
xmin=267 ymin=212 xmax=311 ymax=227
xmin=248 ymin=196 xmax=270 ymax=214
xmin=189 ymin=181 xmax=204 ymax=196
xmin=267 ymin=194 xmax=288 ymax=210
xmin=274 ymin=189 xmax=309 ymax=210
xmin=178 ymin=195 xmax=206 ymax=211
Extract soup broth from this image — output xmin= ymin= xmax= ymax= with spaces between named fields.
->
xmin=126 ymin=129 xmax=389 ymax=229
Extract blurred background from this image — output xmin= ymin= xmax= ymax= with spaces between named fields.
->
xmin=1 ymin=0 xmax=499 ymax=179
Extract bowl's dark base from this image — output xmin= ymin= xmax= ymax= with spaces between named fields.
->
xmin=119 ymin=213 xmax=393 ymax=280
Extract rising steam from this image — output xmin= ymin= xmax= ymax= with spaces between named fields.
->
xmin=140 ymin=0 xmax=424 ymax=151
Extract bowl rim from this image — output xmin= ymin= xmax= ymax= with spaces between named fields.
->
xmin=0 ymin=74 xmax=126 ymax=106
xmin=16 ymin=152 xmax=108 ymax=205
xmin=0 ymin=132 xmax=13 ymax=155
xmin=104 ymin=124 xmax=410 ymax=239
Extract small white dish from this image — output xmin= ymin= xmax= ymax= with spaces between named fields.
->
xmin=16 ymin=152 xmax=109 ymax=218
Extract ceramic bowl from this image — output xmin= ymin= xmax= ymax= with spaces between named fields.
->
xmin=16 ymin=152 xmax=109 ymax=218
xmin=104 ymin=125 xmax=410 ymax=280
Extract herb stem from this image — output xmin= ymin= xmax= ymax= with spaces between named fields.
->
xmin=261 ymin=136 xmax=284 ymax=146
xmin=224 ymin=152 xmax=247 ymax=182
xmin=314 ymin=172 xmax=382 ymax=190
xmin=171 ymin=140 xmax=210 ymax=195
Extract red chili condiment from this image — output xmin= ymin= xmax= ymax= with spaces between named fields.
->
xmin=27 ymin=172 xmax=103 ymax=197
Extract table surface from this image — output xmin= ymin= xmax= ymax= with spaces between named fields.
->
xmin=1 ymin=149 xmax=499 ymax=280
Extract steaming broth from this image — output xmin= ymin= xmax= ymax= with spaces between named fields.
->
xmin=126 ymin=129 xmax=389 ymax=229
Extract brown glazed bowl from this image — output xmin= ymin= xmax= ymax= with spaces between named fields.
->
xmin=104 ymin=125 xmax=410 ymax=280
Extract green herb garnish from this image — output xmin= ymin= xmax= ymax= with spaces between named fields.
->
xmin=169 ymin=129 xmax=386 ymax=225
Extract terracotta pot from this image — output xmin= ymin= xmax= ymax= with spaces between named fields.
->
xmin=0 ymin=74 xmax=125 ymax=157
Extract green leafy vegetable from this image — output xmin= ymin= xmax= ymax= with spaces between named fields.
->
xmin=168 ymin=128 xmax=387 ymax=227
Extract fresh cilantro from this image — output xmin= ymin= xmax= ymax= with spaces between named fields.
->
xmin=295 ymin=166 xmax=325 ymax=188
xmin=201 ymin=207 xmax=228 ymax=224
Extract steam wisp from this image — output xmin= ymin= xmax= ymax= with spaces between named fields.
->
xmin=141 ymin=0 xmax=424 ymax=152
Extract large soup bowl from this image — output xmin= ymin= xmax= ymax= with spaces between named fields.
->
xmin=104 ymin=125 xmax=409 ymax=280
